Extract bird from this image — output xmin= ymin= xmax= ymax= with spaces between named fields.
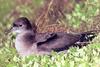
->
xmin=10 ymin=17 xmax=98 ymax=57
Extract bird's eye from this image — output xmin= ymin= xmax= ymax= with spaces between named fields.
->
xmin=19 ymin=25 xmax=22 ymax=27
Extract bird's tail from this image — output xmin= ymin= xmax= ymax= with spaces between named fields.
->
xmin=78 ymin=30 xmax=100 ymax=42
xmin=74 ymin=30 xmax=100 ymax=47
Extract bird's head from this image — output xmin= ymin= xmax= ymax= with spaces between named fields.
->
xmin=10 ymin=17 xmax=37 ymax=34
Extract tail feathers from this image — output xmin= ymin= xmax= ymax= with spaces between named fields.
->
xmin=79 ymin=32 xmax=96 ymax=42
xmin=79 ymin=30 xmax=99 ymax=42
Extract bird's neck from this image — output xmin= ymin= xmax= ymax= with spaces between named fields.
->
xmin=15 ymin=30 xmax=36 ymax=53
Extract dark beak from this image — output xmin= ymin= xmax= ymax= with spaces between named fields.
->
xmin=4 ymin=27 xmax=13 ymax=35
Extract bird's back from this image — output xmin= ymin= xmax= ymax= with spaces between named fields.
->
xmin=36 ymin=32 xmax=81 ymax=52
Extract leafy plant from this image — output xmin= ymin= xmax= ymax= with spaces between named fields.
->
xmin=66 ymin=0 xmax=100 ymax=28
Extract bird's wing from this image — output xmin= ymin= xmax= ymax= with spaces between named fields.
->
xmin=36 ymin=33 xmax=57 ymax=45
xmin=37 ymin=33 xmax=81 ymax=52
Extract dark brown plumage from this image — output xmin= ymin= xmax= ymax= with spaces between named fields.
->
xmin=10 ymin=17 xmax=97 ymax=56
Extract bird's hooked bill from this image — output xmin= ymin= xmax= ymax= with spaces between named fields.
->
xmin=4 ymin=27 xmax=13 ymax=35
